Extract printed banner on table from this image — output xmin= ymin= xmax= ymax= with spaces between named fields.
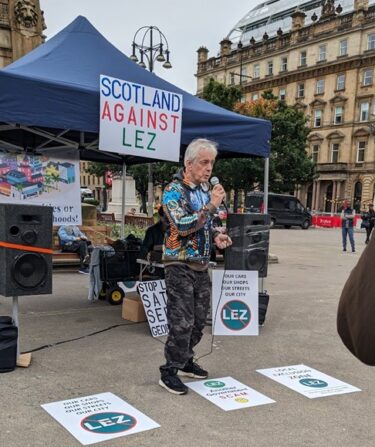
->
xmin=0 ymin=150 xmax=81 ymax=225
xmin=257 ymin=364 xmax=361 ymax=399
xmin=99 ymin=75 xmax=182 ymax=162
xmin=138 ymin=280 xmax=168 ymax=337
xmin=186 ymin=376 xmax=275 ymax=411
xmin=41 ymin=392 xmax=160 ymax=445
xmin=212 ymin=270 xmax=259 ymax=336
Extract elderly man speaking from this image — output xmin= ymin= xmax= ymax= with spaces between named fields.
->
xmin=159 ymin=138 xmax=232 ymax=395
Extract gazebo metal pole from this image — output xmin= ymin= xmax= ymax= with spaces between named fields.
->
xmin=261 ymin=157 xmax=270 ymax=295
xmin=121 ymin=161 xmax=127 ymax=239
xmin=263 ymin=157 xmax=269 ymax=214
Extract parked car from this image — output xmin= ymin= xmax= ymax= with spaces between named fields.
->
xmin=245 ymin=192 xmax=312 ymax=229
xmin=80 ymin=186 xmax=94 ymax=202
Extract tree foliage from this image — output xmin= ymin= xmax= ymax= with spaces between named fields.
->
xmin=202 ymin=78 xmax=242 ymax=110
xmin=234 ymin=90 xmax=314 ymax=193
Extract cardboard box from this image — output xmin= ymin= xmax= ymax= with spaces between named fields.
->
xmin=122 ymin=295 xmax=147 ymax=322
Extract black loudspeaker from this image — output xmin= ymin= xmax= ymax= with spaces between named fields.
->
xmin=0 ymin=318 xmax=18 ymax=373
xmin=0 ymin=204 xmax=53 ymax=297
xmin=225 ymin=213 xmax=270 ymax=277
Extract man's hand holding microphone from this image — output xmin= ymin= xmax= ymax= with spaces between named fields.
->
xmin=210 ymin=177 xmax=232 ymax=250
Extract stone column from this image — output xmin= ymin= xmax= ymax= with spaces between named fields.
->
xmin=331 ymin=181 xmax=337 ymax=214
xmin=315 ymin=181 xmax=321 ymax=211
xmin=312 ymin=181 xmax=317 ymax=212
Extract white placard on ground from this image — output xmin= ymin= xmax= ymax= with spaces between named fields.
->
xmin=257 ymin=364 xmax=361 ymax=399
xmin=186 ymin=376 xmax=275 ymax=411
xmin=41 ymin=392 xmax=159 ymax=445
xmin=138 ymin=280 xmax=168 ymax=337
xmin=99 ymin=75 xmax=182 ymax=162
xmin=212 ymin=270 xmax=259 ymax=336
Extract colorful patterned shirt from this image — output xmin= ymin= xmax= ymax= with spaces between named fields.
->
xmin=162 ymin=170 xmax=216 ymax=266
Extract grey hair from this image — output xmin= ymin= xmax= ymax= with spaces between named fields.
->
xmin=184 ymin=138 xmax=218 ymax=166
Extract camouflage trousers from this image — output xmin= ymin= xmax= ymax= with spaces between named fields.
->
xmin=160 ymin=264 xmax=211 ymax=374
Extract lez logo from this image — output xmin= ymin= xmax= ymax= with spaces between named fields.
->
xmin=221 ymin=300 xmax=251 ymax=331
xmin=299 ymin=378 xmax=328 ymax=388
xmin=81 ymin=412 xmax=137 ymax=434
xmin=204 ymin=380 xmax=226 ymax=388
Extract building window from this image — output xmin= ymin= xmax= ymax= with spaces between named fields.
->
xmin=357 ymin=141 xmax=366 ymax=163
xmin=363 ymin=69 xmax=373 ymax=86
xmin=336 ymin=74 xmax=345 ymax=91
xmin=253 ymin=64 xmax=260 ymax=78
xmin=280 ymin=57 xmax=288 ymax=72
xmin=314 ymin=109 xmax=322 ymax=127
xmin=318 ymin=44 xmax=327 ymax=62
xmin=267 ymin=60 xmax=273 ymax=75
xmin=334 ymin=106 xmax=343 ymax=125
xmin=339 ymin=39 xmax=348 ymax=56
xmin=331 ymin=143 xmax=339 ymax=163
xmin=312 ymin=144 xmax=319 ymax=163
xmin=279 ymin=88 xmax=286 ymax=101
xmin=316 ymin=79 xmax=325 ymax=94
xmin=299 ymin=51 xmax=307 ymax=66
xmin=297 ymin=83 xmax=305 ymax=98
xmin=240 ymin=66 xmax=247 ymax=81
xmin=368 ymin=33 xmax=375 ymax=50
xmin=252 ymin=92 xmax=259 ymax=101
xmin=360 ymin=102 xmax=370 ymax=122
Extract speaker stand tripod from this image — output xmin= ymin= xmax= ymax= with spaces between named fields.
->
xmin=12 ymin=296 xmax=32 ymax=368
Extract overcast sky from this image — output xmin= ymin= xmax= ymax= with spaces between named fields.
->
xmin=41 ymin=0 xmax=259 ymax=94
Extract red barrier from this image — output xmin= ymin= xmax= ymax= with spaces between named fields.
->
xmin=312 ymin=215 xmax=361 ymax=228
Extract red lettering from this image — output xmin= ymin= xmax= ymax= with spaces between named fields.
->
xmin=128 ymin=106 xmax=137 ymax=125
xmin=171 ymin=115 xmax=179 ymax=133
xmin=147 ymin=110 xmax=157 ymax=129
xmin=159 ymin=113 xmax=168 ymax=131
xmin=114 ymin=103 xmax=124 ymax=122
xmin=101 ymin=101 xmax=111 ymax=121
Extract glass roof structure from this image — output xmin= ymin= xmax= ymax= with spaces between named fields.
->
xmin=228 ymin=0 xmax=375 ymax=43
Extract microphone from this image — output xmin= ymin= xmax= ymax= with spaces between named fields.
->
xmin=210 ymin=177 xmax=228 ymax=213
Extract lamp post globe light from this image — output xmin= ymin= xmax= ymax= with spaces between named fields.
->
xmin=130 ymin=26 xmax=172 ymax=217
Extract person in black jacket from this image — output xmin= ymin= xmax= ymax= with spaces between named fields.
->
xmin=361 ymin=203 xmax=375 ymax=244
xmin=140 ymin=206 xmax=168 ymax=261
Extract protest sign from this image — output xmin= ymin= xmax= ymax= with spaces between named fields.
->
xmin=212 ymin=270 xmax=259 ymax=336
xmin=138 ymin=280 xmax=168 ymax=337
xmin=257 ymin=364 xmax=361 ymax=399
xmin=42 ymin=392 xmax=159 ymax=445
xmin=99 ymin=75 xmax=182 ymax=162
xmin=0 ymin=150 xmax=81 ymax=225
xmin=186 ymin=376 xmax=275 ymax=411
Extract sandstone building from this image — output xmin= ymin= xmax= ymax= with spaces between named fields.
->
xmin=0 ymin=2 xmax=106 ymax=202
xmin=0 ymin=0 xmax=45 ymax=68
xmin=196 ymin=0 xmax=375 ymax=212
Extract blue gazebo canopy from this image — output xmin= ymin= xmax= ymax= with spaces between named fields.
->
xmin=0 ymin=16 xmax=271 ymax=164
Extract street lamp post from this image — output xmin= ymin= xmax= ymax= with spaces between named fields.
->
xmin=130 ymin=26 xmax=172 ymax=217
xmin=229 ymin=41 xmax=252 ymax=91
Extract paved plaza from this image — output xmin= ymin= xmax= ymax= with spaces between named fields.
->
xmin=0 ymin=227 xmax=374 ymax=447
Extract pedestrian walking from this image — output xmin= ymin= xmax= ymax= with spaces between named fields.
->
xmin=340 ymin=199 xmax=355 ymax=252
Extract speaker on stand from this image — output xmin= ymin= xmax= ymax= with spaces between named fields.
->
xmin=0 ymin=204 xmax=53 ymax=367
xmin=225 ymin=213 xmax=271 ymax=325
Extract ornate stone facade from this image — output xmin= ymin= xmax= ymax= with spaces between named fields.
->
xmin=0 ymin=0 xmax=45 ymax=68
xmin=196 ymin=0 xmax=375 ymax=213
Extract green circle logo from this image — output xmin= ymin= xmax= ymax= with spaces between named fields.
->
xmin=221 ymin=300 xmax=251 ymax=331
xmin=81 ymin=412 xmax=137 ymax=434
xmin=204 ymin=380 xmax=226 ymax=388
xmin=299 ymin=378 xmax=328 ymax=388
